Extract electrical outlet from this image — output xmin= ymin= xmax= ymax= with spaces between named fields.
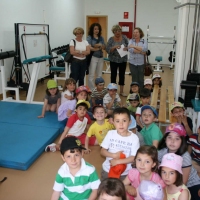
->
xmin=33 ymin=40 xmax=37 ymax=47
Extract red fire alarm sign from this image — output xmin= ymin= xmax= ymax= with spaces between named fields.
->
xmin=124 ymin=12 xmax=129 ymax=19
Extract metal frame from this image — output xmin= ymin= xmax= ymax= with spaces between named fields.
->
xmin=147 ymin=25 xmax=176 ymax=70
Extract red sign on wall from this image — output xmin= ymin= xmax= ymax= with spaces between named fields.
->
xmin=124 ymin=12 xmax=129 ymax=19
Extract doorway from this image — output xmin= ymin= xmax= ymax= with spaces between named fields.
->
xmin=86 ymin=16 xmax=108 ymax=57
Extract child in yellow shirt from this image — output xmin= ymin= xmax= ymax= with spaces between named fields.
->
xmin=84 ymin=105 xmax=114 ymax=153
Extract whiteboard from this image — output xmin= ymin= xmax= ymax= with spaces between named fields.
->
xmin=16 ymin=23 xmax=50 ymax=82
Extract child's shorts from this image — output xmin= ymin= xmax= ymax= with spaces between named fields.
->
xmin=68 ymin=133 xmax=96 ymax=145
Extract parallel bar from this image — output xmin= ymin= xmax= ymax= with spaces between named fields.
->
xmin=159 ymin=87 xmax=167 ymax=123
xmin=168 ymin=86 xmax=175 ymax=123
xmin=151 ymin=85 xmax=159 ymax=108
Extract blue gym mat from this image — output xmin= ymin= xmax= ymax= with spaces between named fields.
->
xmin=0 ymin=101 xmax=64 ymax=170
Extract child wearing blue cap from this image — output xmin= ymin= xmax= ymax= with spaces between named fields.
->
xmin=90 ymin=77 xmax=107 ymax=108
xmin=103 ymin=83 xmax=122 ymax=116
xmin=140 ymin=105 xmax=163 ymax=148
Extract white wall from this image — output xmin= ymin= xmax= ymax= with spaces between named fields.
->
xmin=84 ymin=0 xmax=179 ymax=64
xmin=84 ymin=0 xmax=134 ymax=38
xmin=136 ymin=0 xmax=179 ymax=64
xmin=0 ymin=0 xmax=84 ymax=94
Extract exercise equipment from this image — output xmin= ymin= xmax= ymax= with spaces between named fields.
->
xmin=0 ymin=101 xmax=64 ymax=170
xmin=168 ymin=51 xmax=176 ymax=63
xmin=14 ymin=23 xmax=51 ymax=84
xmin=49 ymin=52 xmax=70 ymax=84
xmin=147 ymin=25 xmax=176 ymax=69
xmin=154 ymin=56 xmax=163 ymax=72
xmin=0 ymin=50 xmax=20 ymax=100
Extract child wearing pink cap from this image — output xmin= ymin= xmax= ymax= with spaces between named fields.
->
xmin=159 ymin=153 xmax=191 ymax=200
xmin=158 ymin=123 xmax=200 ymax=200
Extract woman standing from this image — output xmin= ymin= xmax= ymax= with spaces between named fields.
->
xmin=70 ymin=27 xmax=90 ymax=86
xmin=106 ymin=25 xmax=128 ymax=97
xmin=87 ymin=23 xmax=105 ymax=90
xmin=128 ymin=27 xmax=148 ymax=89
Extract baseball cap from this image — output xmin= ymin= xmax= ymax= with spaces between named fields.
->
xmin=128 ymin=93 xmax=140 ymax=101
xmin=47 ymin=80 xmax=57 ymax=89
xmin=141 ymin=105 xmax=158 ymax=118
xmin=128 ymin=115 xmax=136 ymax=129
xmin=139 ymin=180 xmax=164 ymax=200
xmin=130 ymin=82 xmax=139 ymax=87
xmin=170 ymin=101 xmax=184 ymax=112
xmin=152 ymin=74 xmax=161 ymax=80
xmin=107 ymin=83 xmax=118 ymax=90
xmin=92 ymin=104 xmax=105 ymax=113
xmin=76 ymin=100 xmax=90 ymax=109
xmin=76 ymin=85 xmax=91 ymax=94
xmin=60 ymin=136 xmax=86 ymax=154
xmin=165 ymin=123 xmax=186 ymax=137
xmin=144 ymin=79 xmax=153 ymax=85
xmin=95 ymin=77 xmax=105 ymax=85
xmin=159 ymin=153 xmax=183 ymax=174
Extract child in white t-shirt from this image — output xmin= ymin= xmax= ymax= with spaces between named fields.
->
xmin=103 ymin=83 xmax=122 ymax=116
xmin=101 ymin=107 xmax=140 ymax=181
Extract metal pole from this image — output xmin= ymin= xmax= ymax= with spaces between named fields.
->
xmin=192 ymin=0 xmax=200 ymax=72
xmin=189 ymin=0 xmax=199 ymax=71
xmin=174 ymin=2 xmax=200 ymax=9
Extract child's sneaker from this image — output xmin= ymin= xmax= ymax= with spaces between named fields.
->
xmin=45 ymin=143 xmax=56 ymax=152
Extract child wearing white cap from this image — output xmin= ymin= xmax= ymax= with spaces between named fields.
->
xmin=152 ymin=74 xmax=162 ymax=89
xmin=159 ymin=153 xmax=191 ymax=200
xmin=103 ymin=83 xmax=122 ymax=116
xmin=144 ymin=78 xmax=153 ymax=91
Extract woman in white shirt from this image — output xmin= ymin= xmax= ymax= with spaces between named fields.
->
xmin=70 ymin=27 xmax=90 ymax=86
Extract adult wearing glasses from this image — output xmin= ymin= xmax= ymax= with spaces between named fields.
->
xmin=128 ymin=27 xmax=148 ymax=89
xmin=70 ymin=27 xmax=90 ymax=86
xmin=106 ymin=25 xmax=128 ymax=97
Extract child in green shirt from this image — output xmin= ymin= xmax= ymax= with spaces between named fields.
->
xmin=140 ymin=105 xmax=163 ymax=148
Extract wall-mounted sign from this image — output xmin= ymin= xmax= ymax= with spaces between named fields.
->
xmin=124 ymin=12 xmax=129 ymax=19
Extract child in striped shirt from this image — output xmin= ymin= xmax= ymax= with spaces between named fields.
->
xmin=188 ymin=126 xmax=200 ymax=177
xmin=51 ymin=136 xmax=100 ymax=200
xmin=90 ymin=77 xmax=107 ymax=107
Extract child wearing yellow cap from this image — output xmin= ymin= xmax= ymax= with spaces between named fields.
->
xmin=38 ymin=80 xmax=61 ymax=118
xmin=45 ymin=100 xmax=95 ymax=152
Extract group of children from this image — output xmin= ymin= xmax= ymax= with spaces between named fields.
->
xmin=38 ymin=76 xmax=200 ymax=200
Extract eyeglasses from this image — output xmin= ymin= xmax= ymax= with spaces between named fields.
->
xmin=114 ymin=30 xmax=122 ymax=33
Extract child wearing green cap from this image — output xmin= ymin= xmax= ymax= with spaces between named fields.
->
xmin=38 ymin=80 xmax=61 ymax=118
xmin=170 ymin=101 xmax=193 ymax=137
